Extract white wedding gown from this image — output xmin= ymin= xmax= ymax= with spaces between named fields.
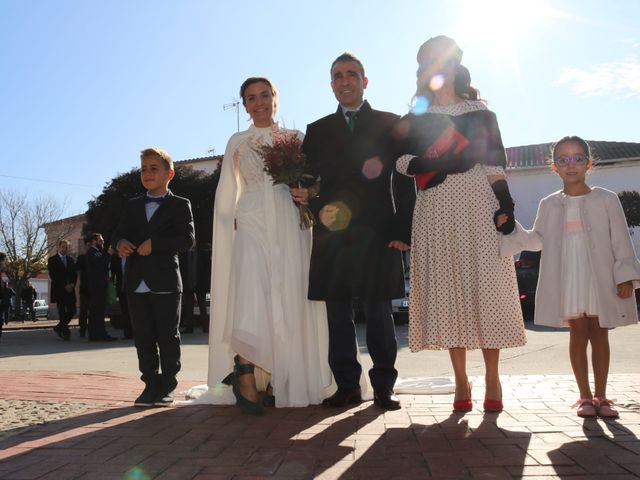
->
xmin=187 ymin=124 xmax=332 ymax=407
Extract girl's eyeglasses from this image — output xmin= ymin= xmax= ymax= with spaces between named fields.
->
xmin=553 ymin=154 xmax=589 ymax=167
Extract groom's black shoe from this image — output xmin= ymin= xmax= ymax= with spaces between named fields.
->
xmin=373 ymin=390 xmax=401 ymax=411
xmin=322 ymin=388 xmax=362 ymax=408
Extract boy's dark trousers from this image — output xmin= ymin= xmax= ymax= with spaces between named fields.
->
xmin=128 ymin=292 xmax=182 ymax=396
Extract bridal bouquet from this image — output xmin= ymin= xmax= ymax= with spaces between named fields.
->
xmin=255 ymin=132 xmax=315 ymax=229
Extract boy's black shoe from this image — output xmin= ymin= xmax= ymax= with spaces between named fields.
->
xmin=134 ymin=386 xmax=157 ymax=407
xmin=153 ymin=391 xmax=175 ymax=407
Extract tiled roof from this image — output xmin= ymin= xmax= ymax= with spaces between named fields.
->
xmin=506 ymin=141 xmax=640 ymax=170
xmin=176 ymin=155 xmax=222 ymax=164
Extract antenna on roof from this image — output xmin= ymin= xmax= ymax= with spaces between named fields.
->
xmin=223 ymin=99 xmax=240 ymax=133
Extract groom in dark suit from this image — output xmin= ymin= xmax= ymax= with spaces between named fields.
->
xmin=47 ymin=239 xmax=77 ymax=340
xmin=301 ymin=52 xmax=415 ymax=410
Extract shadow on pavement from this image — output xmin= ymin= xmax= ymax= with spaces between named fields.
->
xmin=336 ymin=412 xmax=532 ymax=478
xmin=547 ymin=417 xmax=640 ymax=477
xmin=0 ymin=403 xmax=384 ymax=478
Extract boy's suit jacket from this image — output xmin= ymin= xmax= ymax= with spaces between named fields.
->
xmin=112 ymin=191 xmax=195 ymax=293
xmin=302 ymin=101 xmax=416 ymax=302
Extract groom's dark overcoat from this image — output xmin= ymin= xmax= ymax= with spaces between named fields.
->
xmin=303 ymin=101 xmax=416 ymax=302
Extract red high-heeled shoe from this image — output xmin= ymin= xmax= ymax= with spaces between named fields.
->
xmin=483 ymin=399 xmax=503 ymax=412
xmin=483 ymin=383 xmax=503 ymax=412
xmin=453 ymin=383 xmax=473 ymax=412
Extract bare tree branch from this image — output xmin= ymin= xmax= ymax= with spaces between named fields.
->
xmin=0 ymin=190 xmax=70 ymax=312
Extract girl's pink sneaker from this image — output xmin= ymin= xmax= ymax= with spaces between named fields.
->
xmin=574 ymin=399 xmax=597 ymax=418
xmin=594 ymin=398 xmax=619 ymax=418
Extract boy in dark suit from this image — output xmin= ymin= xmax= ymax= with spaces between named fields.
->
xmin=113 ymin=147 xmax=195 ymax=407
xmin=47 ymin=239 xmax=77 ymax=340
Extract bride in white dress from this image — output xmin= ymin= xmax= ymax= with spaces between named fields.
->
xmin=188 ymin=77 xmax=331 ymax=413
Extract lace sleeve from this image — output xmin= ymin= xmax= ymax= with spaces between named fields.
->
xmin=483 ymin=165 xmax=505 ymax=176
xmin=396 ymin=155 xmax=415 ymax=177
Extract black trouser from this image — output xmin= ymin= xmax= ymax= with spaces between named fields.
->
xmin=194 ymin=290 xmax=208 ymax=331
xmin=78 ymin=291 xmax=90 ymax=334
xmin=118 ymin=291 xmax=133 ymax=338
xmin=325 ymin=300 xmax=398 ymax=393
xmin=128 ymin=292 xmax=182 ymax=394
xmin=179 ymin=289 xmax=194 ymax=329
xmin=23 ymin=300 xmax=34 ymax=320
xmin=56 ymin=296 xmax=76 ymax=329
xmin=87 ymin=290 xmax=107 ymax=340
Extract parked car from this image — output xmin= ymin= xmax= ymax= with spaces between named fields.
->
xmin=32 ymin=299 xmax=49 ymax=319
xmin=391 ymin=275 xmax=410 ymax=325
xmin=515 ymin=250 xmax=541 ymax=316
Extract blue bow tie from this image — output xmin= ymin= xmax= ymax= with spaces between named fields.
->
xmin=145 ymin=196 xmax=164 ymax=204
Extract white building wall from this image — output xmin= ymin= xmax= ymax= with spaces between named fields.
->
xmin=507 ymin=161 xmax=640 ymax=254
xmin=31 ymin=278 xmax=49 ymax=300
xmin=180 ymin=158 xmax=220 ymax=174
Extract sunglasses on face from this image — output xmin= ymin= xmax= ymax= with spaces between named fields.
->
xmin=553 ymin=154 xmax=589 ymax=167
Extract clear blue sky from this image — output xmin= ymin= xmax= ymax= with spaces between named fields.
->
xmin=1 ymin=0 xmax=639 ymax=217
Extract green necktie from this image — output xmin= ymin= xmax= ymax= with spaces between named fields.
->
xmin=346 ymin=111 xmax=358 ymax=132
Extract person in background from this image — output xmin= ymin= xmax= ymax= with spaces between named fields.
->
xmin=194 ymin=245 xmax=211 ymax=333
xmin=1 ymin=281 xmax=15 ymax=328
xmin=0 ymin=253 xmax=7 ymax=340
xmin=76 ymin=237 xmax=91 ymax=337
xmin=21 ymin=281 xmax=37 ymax=321
xmin=47 ymin=239 xmax=77 ymax=341
xmin=178 ymin=247 xmax=197 ymax=334
xmin=85 ymin=233 xmax=116 ymax=342
xmin=110 ymin=249 xmax=133 ymax=339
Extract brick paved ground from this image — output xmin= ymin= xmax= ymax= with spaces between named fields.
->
xmin=1 ymin=371 xmax=639 ymax=479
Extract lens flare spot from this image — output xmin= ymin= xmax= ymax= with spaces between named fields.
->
xmin=322 ymin=201 xmax=351 ymax=232
xmin=429 ymin=74 xmax=445 ymax=92
xmin=362 ymin=157 xmax=383 ymax=180
xmin=125 ymin=467 xmax=150 ymax=480
xmin=411 ymin=95 xmax=430 ymax=115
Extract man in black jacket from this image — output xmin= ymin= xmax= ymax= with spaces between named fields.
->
xmin=0 ymin=252 xmax=6 ymax=340
xmin=21 ymin=281 xmax=37 ymax=321
xmin=85 ymin=233 xmax=116 ymax=342
xmin=47 ymin=239 xmax=77 ymax=340
xmin=301 ymin=52 xmax=416 ymax=410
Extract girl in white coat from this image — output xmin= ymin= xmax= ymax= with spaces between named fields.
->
xmin=500 ymin=136 xmax=640 ymax=418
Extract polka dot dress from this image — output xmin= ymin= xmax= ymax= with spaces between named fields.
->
xmin=397 ymin=101 xmax=526 ymax=352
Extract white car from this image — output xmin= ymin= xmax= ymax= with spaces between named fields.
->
xmin=32 ymin=299 xmax=49 ymax=319
xmin=391 ymin=276 xmax=410 ymax=324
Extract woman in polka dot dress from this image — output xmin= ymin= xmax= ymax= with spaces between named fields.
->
xmin=394 ymin=36 xmax=526 ymax=412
